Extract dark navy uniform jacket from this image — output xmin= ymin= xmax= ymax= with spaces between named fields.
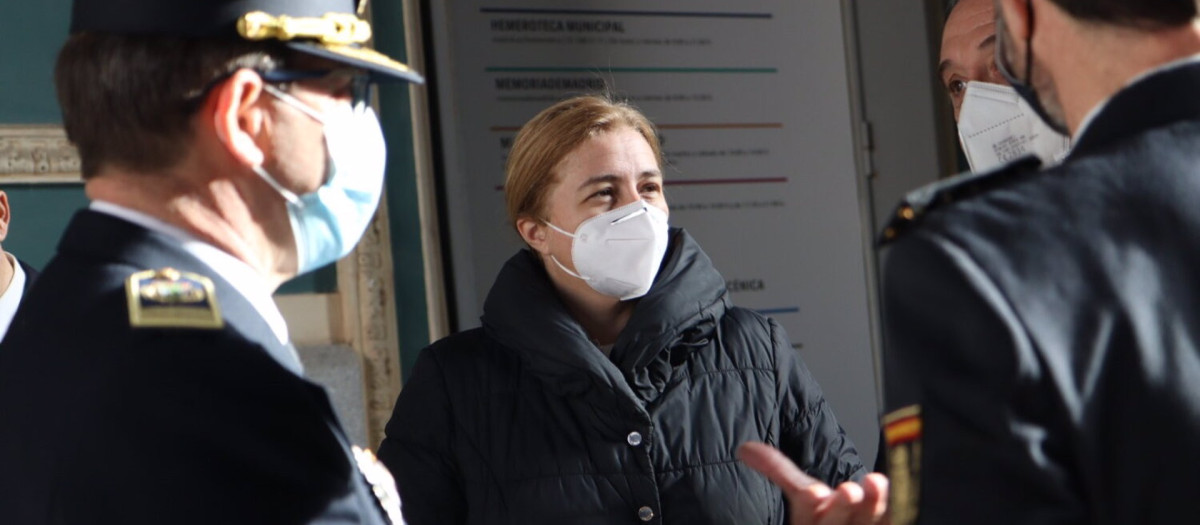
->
xmin=0 ymin=210 xmax=389 ymax=524
xmin=17 ymin=259 xmax=39 ymax=291
xmin=4 ymin=259 xmax=42 ymax=338
xmin=879 ymin=59 xmax=1200 ymax=524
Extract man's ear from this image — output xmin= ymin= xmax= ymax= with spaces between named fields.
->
xmin=211 ymin=68 xmax=269 ymax=168
xmin=517 ymin=215 xmax=551 ymax=256
xmin=0 ymin=191 xmax=11 ymax=244
xmin=996 ymin=0 xmax=1031 ymax=43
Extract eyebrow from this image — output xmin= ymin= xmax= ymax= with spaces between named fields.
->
xmin=576 ymin=171 xmax=662 ymax=191
xmin=938 ymin=59 xmax=953 ymax=78
xmin=938 ymin=34 xmax=997 ymax=79
xmin=578 ymin=174 xmax=619 ymax=190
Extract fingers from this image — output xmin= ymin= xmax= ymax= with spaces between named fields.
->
xmin=860 ymin=473 xmax=890 ymax=524
xmin=818 ymin=481 xmax=864 ymax=525
xmin=737 ymin=442 xmax=831 ymax=524
xmin=737 ymin=442 xmax=830 ymax=496
xmin=737 ymin=442 xmax=891 ymax=525
xmin=824 ymin=474 xmax=891 ymax=525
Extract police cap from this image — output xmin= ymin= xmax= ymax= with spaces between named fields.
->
xmin=69 ymin=0 xmax=423 ymax=84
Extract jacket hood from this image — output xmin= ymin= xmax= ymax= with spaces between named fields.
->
xmin=481 ymin=228 xmax=729 ymax=402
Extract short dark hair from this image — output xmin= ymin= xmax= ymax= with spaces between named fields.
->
xmin=1048 ymin=0 xmax=1198 ymax=28
xmin=55 ymin=33 xmax=296 ymax=179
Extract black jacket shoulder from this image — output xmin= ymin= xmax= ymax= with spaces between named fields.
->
xmin=879 ymin=155 xmax=1042 ymax=245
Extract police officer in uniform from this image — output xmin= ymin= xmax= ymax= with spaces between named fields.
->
xmin=739 ymin=0 xmax=1200 ymax=524
xmin=0 ymin=0 xmax=421 ymax=523
xmin=879 ymin=0 xmax=1200 ymax=523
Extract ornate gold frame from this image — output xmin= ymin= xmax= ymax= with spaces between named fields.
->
xmin=0 ymin=125 xmax=83 ymax=183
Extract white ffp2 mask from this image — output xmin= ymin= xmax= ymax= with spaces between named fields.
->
xmin=957 ymin=81 xmax=1071 ymax=172
xmin=546 ymin=200 xmax=670 ymax=301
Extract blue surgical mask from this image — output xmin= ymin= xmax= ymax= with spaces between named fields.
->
xmin=257 ymin=84 xmax=387 ymax=275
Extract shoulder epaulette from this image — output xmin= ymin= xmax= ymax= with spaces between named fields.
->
xmin=878 ymin=155 xmax=1043 ymax=245
xmin=126 ymin=267 xmax=223 ymax=329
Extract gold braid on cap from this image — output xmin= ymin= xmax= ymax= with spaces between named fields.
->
xmin=238 ymin=11 xmax=372 ymax=46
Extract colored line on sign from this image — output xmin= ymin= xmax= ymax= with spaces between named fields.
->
xmin=489 ymin=123 xmax=783 ymax=133
xmin=486 ymin=67 xmax=777 ymax=74
xmin=480 ymin=8 xmax=772 ymax=19
xmin=665 ymin=177 xmax=788 ymax=186
xmin=659 ymin=123 xmax=783 ymax=130
xmin=756 ymin=307 xmax=801 ymax=316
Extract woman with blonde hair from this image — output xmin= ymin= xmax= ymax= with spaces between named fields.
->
xmin=378 ymin=94 xmax=865 ymax=524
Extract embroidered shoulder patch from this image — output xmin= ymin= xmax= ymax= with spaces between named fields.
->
xmin=126 ymin=267 xmax=223 ymax=330
xmin=883 ymin=405 xmax=922 ymax=525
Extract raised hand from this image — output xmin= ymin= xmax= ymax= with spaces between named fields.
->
xmin=738 ymin=442 xmax=890 ymax=525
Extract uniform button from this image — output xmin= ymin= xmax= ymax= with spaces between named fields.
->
xmin=626 ymin=431 xmax=643 ymax=447
xmin=638 ymin=506 xmax=654 ymax=521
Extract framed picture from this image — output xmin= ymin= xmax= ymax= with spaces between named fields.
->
xmin=0 ymin=125 xmax=82 ymax=183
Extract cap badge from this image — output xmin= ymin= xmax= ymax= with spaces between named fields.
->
xmin=238 ymin=11 xmax=372 ymax=46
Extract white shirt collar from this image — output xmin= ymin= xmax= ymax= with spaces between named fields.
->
xmin=1074 ymin=53 xmax=1200 ymax=140
xmin=89 ymin=201 xmax=292 ymax=348
xmin=0 ymin=253 xmax=26 ymax=341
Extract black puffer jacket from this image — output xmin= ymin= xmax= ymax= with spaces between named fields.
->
xmin=379 ymin=230 xmax=864 ymax=524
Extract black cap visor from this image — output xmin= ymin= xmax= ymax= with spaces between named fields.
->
xmin=287 ymin=41 xmax=424 ymax=84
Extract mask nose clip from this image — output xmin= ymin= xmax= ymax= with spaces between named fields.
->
xmin=610 ymin=206 xmax=649 ymax=225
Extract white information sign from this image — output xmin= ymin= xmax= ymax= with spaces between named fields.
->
xmin=429 ymin=1 xmax=880 ymax=464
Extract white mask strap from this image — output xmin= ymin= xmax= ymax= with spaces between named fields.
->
xmin=548 ymin=254 xmax=588 ymax=281
xmin=256 ymin=85 xmax=327 ymax=208
xmin=251 ymin=164 xmax=303 ymax=207
xmin=261 ymin=84 xmax=326 ymax=124
xmin=210 ymin=97 xmax=303 ymax=208
xmin=545 ymin=221 xmax=576 ymax=239
xmin=544 ymin=221 xmax=586 ymax=281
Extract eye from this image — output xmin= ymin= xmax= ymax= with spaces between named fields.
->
xmin=947 ymin=79 xmax=967 ymax=98
xmin=589 ymin=187 xmax=615 ymax=200
xmin=639 ymin=182 xmax=662 ymax=194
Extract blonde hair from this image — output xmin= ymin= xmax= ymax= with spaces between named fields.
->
xmin=504 ymin=94 xmax=663 ymax=229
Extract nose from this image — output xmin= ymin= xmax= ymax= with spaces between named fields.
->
xmin=615 ymin=180 xmax=643 ymax=208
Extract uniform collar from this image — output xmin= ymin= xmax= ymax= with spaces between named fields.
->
xmin=88 ymin=201 xmax=293 ymax=349
xmin=1070 ymin=54 xmax=1200 ymax=158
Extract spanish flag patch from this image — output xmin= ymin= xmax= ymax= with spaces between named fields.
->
xmin=883 ymin=405 xmax=921 ymax=525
